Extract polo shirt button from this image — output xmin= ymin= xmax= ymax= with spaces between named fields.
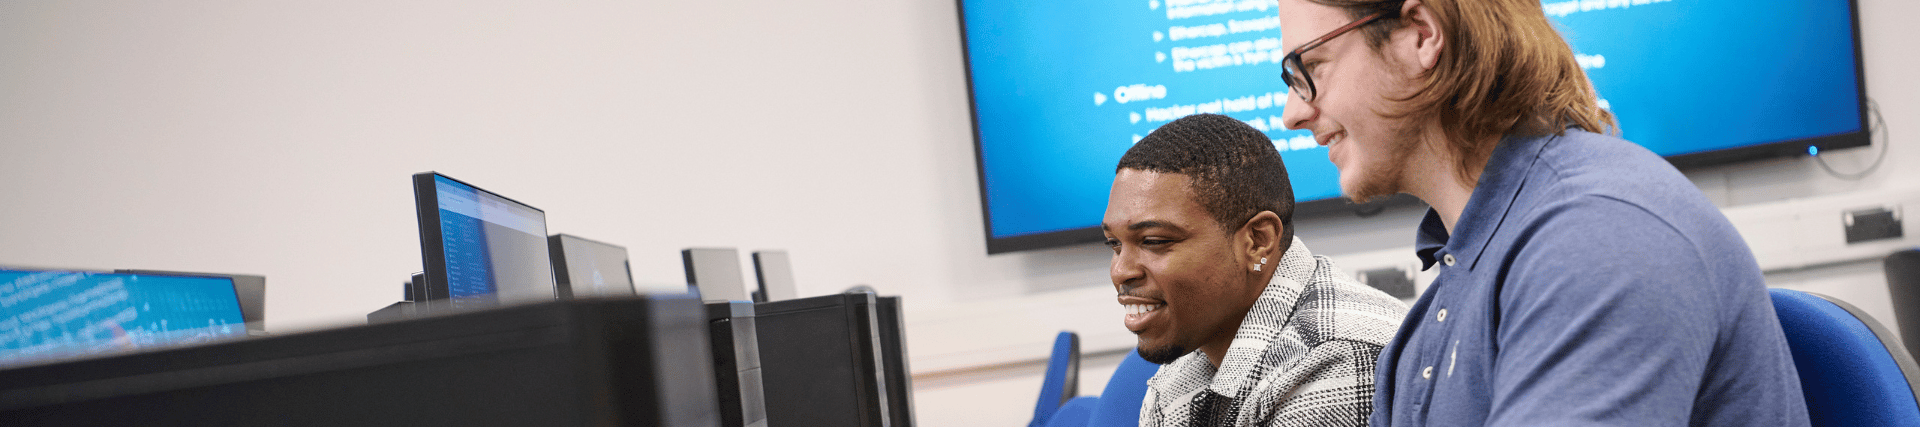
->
xmin=1442 ymin=254 xmax=1457 ymax=266
xmin=1437 ymin=309 xmax=1448 ymax=322
xmin=1422 ymin=366 xmax=1434 ymax=379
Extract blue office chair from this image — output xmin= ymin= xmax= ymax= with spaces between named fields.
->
xmin=1770 ymin=288 xmax=1920 ymax=427
xmin=1086 ymin=349 xmax=1159 ymax=427
xmin=1045 ymin=348 xmax=1159 ymax=427
xmin=1029 ymin=331 xmax=1082 ymax=427
xmin=1044 ymin=396 xmax=1098 ymax=427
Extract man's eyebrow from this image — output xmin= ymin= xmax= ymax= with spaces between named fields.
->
xmin=1128 ymin=220 xmax=1182 ymax=232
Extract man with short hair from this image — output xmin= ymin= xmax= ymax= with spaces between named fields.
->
xmin=1104 ymin=113 xmax=1407 ymax=426
xmin=1273 ymin=0 xmax=1810 ymax=425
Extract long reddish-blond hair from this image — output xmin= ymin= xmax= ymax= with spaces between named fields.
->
xmin=1314 ymin=0 xmax=1616 ymax=185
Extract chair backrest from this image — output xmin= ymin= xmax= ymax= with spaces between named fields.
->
xmin=1030 ymin=331 xmax=1081 ymax=427
xmin=1043 ymin=396 xmax=1099 ymax=427
xmin=1886 ymin=249 xmax=1920 ymax=361
xmin=1085 ymin=349 xmax=1159 ymax=427
xmin=1770 ymin=288 xmax=1920 ymax=427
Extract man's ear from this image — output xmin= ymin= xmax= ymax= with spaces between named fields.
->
xmin=1240 ymin=211 xmax=1284 ymax=273
xmin=1397 ymin=0 xmax=1445 ymax=72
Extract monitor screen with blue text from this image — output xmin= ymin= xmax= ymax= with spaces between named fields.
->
xmin=415 ymin=173 xmax=558 ymax=310
xmin=0 ymin=269 xmax=246 ymax=367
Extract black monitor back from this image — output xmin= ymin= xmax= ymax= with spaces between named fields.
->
xmin=684 ymin=248 xmax=749 ymax=302
xmin=754 ymin=293 xmax=891 ymax=427
xmin=549 ymin=234 xmax=639 ymax=299
xmin=707 ymin=301 xmax=769 ymax=427
xmin=750 ymin=250 xmax=798 ymax=303
xmin=0 ymin=296 xmax=720 ymax=427
xmin=873 ymin=296 xmax=916 ymax=427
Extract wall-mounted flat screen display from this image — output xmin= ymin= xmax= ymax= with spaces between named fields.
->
xmin=960 ymin=0 xmax=1869 ymax=253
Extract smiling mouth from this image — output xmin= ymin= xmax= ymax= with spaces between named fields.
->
xmin=1318 ymin=131 xmax=1345 ymax=147
xmin=1122 ymin=303 xmax=1166 ymax=332
xmin=1125 ymin=304 xmax=1163 ymax=316
xmin=1322 ymin=131 xmax=1347 ymax=166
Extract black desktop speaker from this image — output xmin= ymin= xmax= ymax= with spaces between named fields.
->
xmin=1885 ymin=249 xmax=1920 ymax=360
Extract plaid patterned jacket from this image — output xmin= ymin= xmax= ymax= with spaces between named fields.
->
xmin=1141 ymin=237 xmax=1407 ymax=427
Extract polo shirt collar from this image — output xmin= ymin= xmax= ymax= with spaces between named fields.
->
xmin=1414 ymin=133 xmax=1557 ymax=271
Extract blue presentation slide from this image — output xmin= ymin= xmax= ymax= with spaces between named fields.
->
xmin=963 ymin=0 xmax=1863 ymax=239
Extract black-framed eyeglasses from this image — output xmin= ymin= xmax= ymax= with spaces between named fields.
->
xmin=1281 ymin=11 xmax=1391 ymax=102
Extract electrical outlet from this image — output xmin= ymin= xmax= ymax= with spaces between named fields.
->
xmin=1844 ymin=205 xmax=1903 ymax=244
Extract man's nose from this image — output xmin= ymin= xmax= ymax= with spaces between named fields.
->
xmin=1111 ymin=248 xmax=1144 ymax=290
xmin=1281 ymin=89 xmax=1317 ymax=130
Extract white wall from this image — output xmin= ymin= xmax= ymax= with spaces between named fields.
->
xmin=2 ymin=1 xmax=1916 ymax=426
xmin=0 ymin=0 xmax=981 ymax=332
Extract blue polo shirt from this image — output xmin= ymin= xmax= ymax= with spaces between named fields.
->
xmin=1370 ymin=130 xmax=1810 ymax=426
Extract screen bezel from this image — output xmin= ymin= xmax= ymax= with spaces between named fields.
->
xmin=958 ymin=0 xmax=1873 ymax=255
xmin=412 ymin=172 xmax=559 ymax=311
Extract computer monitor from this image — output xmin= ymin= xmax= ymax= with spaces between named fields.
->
xmin=115 ymin=269 xmax=267 ymax=335
xmin=686 ymin=248 xmax=769 ymax=426
xmin=751 ymin=250 xmax=798 ymax=303
xmin=413 ymin=172 xmax=558 ymax=311
xmin=0 ymin=268 xmax=248 ymax=368
xmin=548 ymin=234 xmax=639 ymax=299
xmin=683 ymin=248 xmax=749 ymax=302
xmin=754 ymin=293 xmax=893 ymax=427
